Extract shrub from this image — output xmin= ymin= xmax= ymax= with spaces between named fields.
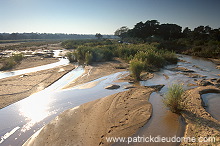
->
xmin=12 ymin=53 xmax=24 ymax=62
xmin=129 ymin=59 xmax=144 ymax=81
xmin=85 ymin=51 xmax=93 ymax=65
xmin=163 ymin=84 xmax=184 ymax=114
xmin=0 ymin=58 xmax=16 ymax=70
xmin=0 ymin=53 xmax=24 ymax=70
xmin=160 ymin=50 xmax=178 ymax=64
xmin=66 ymin=52 xmax=77 ymax=62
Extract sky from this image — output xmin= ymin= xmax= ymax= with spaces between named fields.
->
xmin=0 ymin=0 xmax=220 ymax=34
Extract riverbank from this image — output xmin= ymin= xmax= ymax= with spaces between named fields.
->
xmin=23 ymin=87 xmax=156 ymax=146
xmin=0 ymin=58 xmax=129 ymax=109
xmin=181 ymin=86 xmax=220 ymax=145
xmin=0 ymin=64 xmax=75 ymax=109
xmin=63 ymin=58 xmax=128 ymax=89
xmin=11 ymin=56 xmax=59 ymax=71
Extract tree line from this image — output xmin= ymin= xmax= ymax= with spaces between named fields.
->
xmin=115 ymin=20 xmax=220 ymax=58
xmin=115 ymin=20 xmax=220 ymax=42
xmin=0 ymin=33 xmax=117 ymax=41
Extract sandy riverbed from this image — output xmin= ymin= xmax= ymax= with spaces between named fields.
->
xmin=0 ymin=57 xmax=74 ymax=109
xmin=23 ymin=87 xmax=156 ymax=146
xmin=12 ymin=56 xmax=59 ymax=70
xmin=0 ymin=58 xmax=129 ymax=109
xmin=181 ymin=86 xmax=220 ymax=145
xmin=0 ymin=64 xmax=75 ymax=109
xmin=63 ymin=58 xmax=128 ymax=89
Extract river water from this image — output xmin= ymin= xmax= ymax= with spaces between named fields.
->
xmin=0 ymin=55 xmax=219 ymax=146
xmin=0 ymin=50 xmax=69 ymax=79
xmin=130 ymin=55 xmax=220 ymax=146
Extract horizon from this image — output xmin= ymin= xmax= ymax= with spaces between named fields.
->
xmin=1 ymin=0 xmax=220 ymax=34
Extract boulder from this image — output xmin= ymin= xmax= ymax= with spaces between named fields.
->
xmin=105 ymin=84 xmax=120 ymax=90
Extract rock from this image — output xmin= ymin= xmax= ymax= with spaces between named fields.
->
xmin=105 ymin=84 xmax=120 ymax=90
xmin=197 ymin=79 xmax=213 ymax=86
xmin=124 ymin=85 xmax=135 ymax=89
xmin=163 ymin=73 xmax=169 ymax=79
xmin=182 ymin=73 xmax=206 ymax=78
xmin=215 ymin=84 xmax=220 ymax=88
xmin=20 ymin=74 xmax=28 ymax=78
xmin=216 ymin=66 xmax=220 ymax=69
xmin=217 ymin=78 xmax=220 ymax=83
xmin=187 ymin=83 xmax=197 ymax=87
xmin=171 ymin=67 xmax=195 ymax=73
xmin=145 ymin=84 xmax=165 ymax=91
xmin=128 ymin=81 xmax=135 ymax=84
xmin=210 ymin=78 xmax=217 ymax=81
xmin=140 ymin=72 xmax=154 ymax=80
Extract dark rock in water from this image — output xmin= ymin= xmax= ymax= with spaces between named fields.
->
xmin=105 ymin=84 xmax=120 ymax=90
xmin=170 ymin=67 xmax=195 ymax=73
xmin=215 ymin=84 xmax=220 ymax=88
xmin=124 ymin=85 xmax=136 ymax=89
xmin=197 ymin=79 xmax=213 ymax=86
xmin=128 ymin=81 xmax=135 ymax=84
xmin=145 ymin=84 xmax=165 ymax=91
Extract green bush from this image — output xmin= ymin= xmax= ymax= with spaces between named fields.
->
xmin=0 ymin=58 xmax=16 ymax=70
xmin=129 ymin=59 xmax=144 ymax=81
xmin=0 ymin=53 xmax=24 ymax=70
xmin=12 ymin=53 xmax=24 ymax=62
xmin=66 ymin=52 xmax=77 ymax=62
xmin=85 ymin=51 xmax=93 ymax=65
xmin=163 ymin=84 xmax=184 ymax=114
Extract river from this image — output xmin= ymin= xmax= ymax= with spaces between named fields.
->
xmin=0 ymin=55 xmax=219 ymax=146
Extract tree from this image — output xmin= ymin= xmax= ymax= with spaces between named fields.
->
xmin=159 ymin=24 xmax=182 ymax=40
xmin=114 ymin=26 xmax=129 ymax=38
xmin=95 ymin=33 xmax=103 ymax=39
xmin=183 ymin=27 xmax=191 ymax=38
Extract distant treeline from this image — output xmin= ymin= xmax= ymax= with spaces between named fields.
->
xmin=115 ymin=20 xmax=220 ymax=58
xmin=0 ymin=33 xmax=117 ymax=41
xmin=115 ymin=20 xmax=220 ymax=42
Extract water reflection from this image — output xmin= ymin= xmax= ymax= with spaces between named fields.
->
xmin=18 ymin=91 xmax=54 ymax=132
xmin=0 ymin=58 xmax=69 ymax=79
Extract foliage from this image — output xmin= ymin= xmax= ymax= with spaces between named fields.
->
xmin=61 ymin=39 xmax=114 ymax=49
xmin=66 ymin=52 xmax=77 ymax=62
xmin=95 ymin=33 xmax=103 ymax=40
xmin=0 ymin=53 xmax=24 ymax=70
xmin=129 ymin=59 xmax=144 ymax=81
xmin=163 ymin=84 xmax=185 ymax=114
xmin=115 ymin=19 xmax=220 ymax=59
xmin=85 ymin=51 xmax=93 ymax=65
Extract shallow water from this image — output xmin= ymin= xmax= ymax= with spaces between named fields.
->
xmin=129 ymin=55 xmax=219 ymax=146
xmin=202 ymin=93 xmax=220 ymax=121
xmin=0 ymin=50 xmax=69 ymax=79
xmin=0 ymin=55 xmax=219 ymax=146
xmin=0 ymin=67 xmax=129 ymax=145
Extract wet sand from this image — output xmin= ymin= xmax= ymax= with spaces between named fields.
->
xmin=23 ymin=87 xmax=156 ymax=146
xmin=0 ymin=64 xmax=75 ymax=109
xmin=0 ymin=58 xmax=128 ymax=109
xmin=181 ymin=86 xmax=220 ymax=145
xmin=63 ymin=58 xmax=128 ymax=89
xmin=12 ymin=56 xmax=59 ymax=71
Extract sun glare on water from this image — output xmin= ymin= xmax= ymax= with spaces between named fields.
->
xmin=18 ymin=91 xmax=55 ymax=132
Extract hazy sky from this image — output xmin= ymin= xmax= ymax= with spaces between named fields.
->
xmin=0 ymin=0 xmax=220 ymax=34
